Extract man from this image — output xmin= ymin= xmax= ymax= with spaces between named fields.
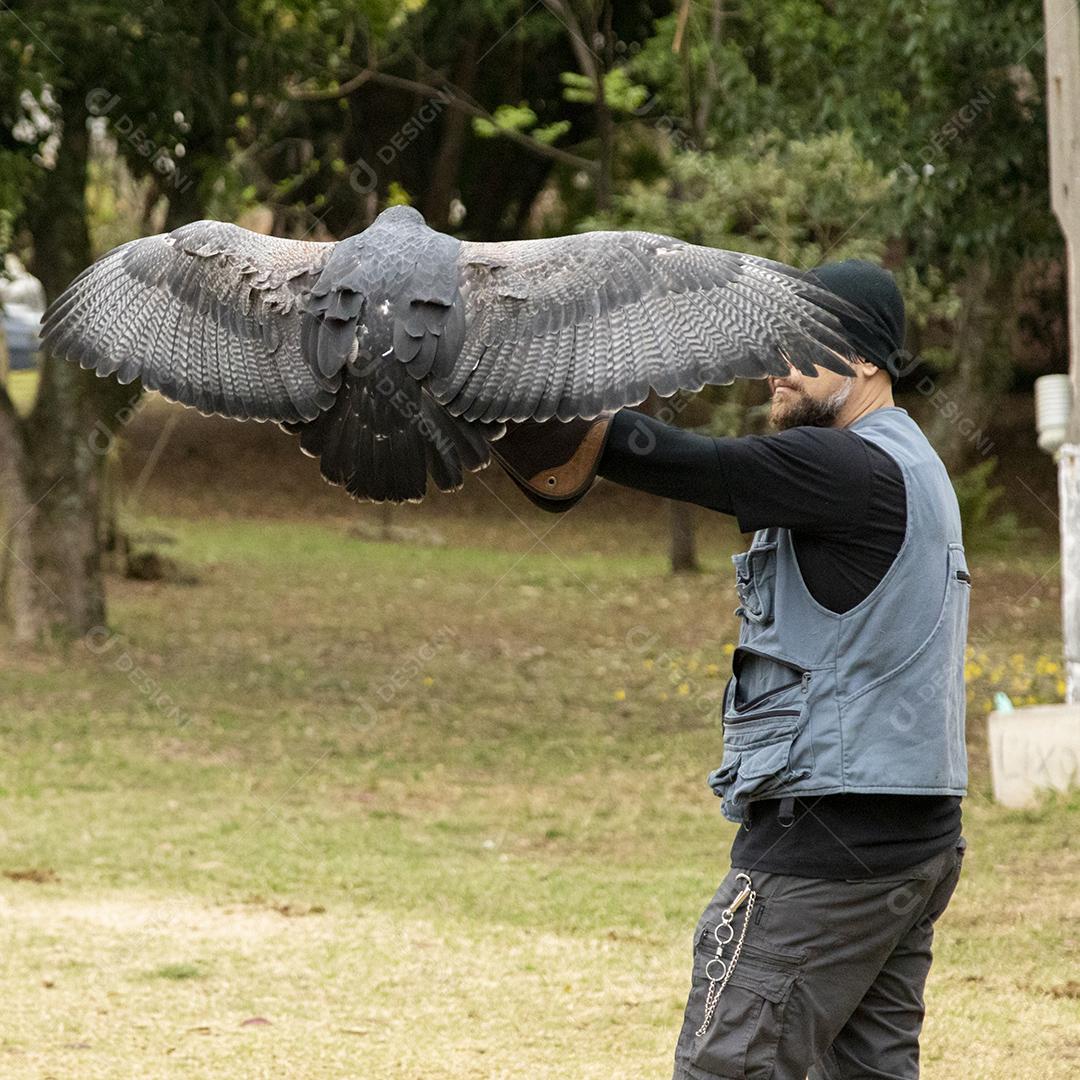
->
xmin=491 ymin=260 xmax=969 ymax=1079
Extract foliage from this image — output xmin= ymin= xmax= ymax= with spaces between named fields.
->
xmin=0 ymin=0 xmax=399 ymax=254
xmin=583 ymin=128 xmax=904 ymax=434
xmin=628 ymin=0 xmax=1054 ymax=275
xmin=0 ymin=0 xmax=1067 ymax=596
xmin=586 ymin=129 xmax=898 ymax=267
xmin=951 ymin=457 xmax=1037 ymax=552
xmin=561 ymin=68 xmax=651 ymax=114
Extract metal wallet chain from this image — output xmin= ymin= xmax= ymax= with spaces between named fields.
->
xmin=695 ymin=872 xmax=756 ymax=1038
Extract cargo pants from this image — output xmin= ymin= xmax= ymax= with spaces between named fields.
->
xmin=672 ymin=835 xmax=967 ymax=1079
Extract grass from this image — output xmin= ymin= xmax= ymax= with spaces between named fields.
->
xmin=3 ymin=368 xmax=38 ymax=415
xmin=1 ymin=506 xmax=1077 ymax=1079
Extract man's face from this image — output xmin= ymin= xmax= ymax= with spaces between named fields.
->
xmin=767 ymin=364 xmax=854 ymax=430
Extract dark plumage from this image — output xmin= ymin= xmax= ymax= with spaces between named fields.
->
xmin=41 ymin=204 xmax=879 ymax=503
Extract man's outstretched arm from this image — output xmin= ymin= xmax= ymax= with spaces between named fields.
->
xmin=596 ymin=409 xmax=880 ymax=535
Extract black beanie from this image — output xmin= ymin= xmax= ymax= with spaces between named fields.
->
xmin=808 ymin=259 xmax=906 ymax=382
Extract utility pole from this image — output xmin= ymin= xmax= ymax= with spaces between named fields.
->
xmin=1044 ymin=0 xmax=1080 ymax=703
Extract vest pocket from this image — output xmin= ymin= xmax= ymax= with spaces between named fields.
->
xmin=732 ymin=540 xmax=779 ymax=625
xmin=708 ymin=662 xmax=814 ymax=819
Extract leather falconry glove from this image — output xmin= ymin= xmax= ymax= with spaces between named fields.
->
xmin=487 ymin=414 xmax=614 ymax=512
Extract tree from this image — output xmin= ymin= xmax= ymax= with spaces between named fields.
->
xmin=630 ymin=0 xmax=1057 ymax=470
xmin=0 ymin=0 xmax=394 ymax=642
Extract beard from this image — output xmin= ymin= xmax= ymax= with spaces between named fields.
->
xmin=769 ymin=380 xmax=853 ymax=431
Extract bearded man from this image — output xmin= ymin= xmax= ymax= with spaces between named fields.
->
xmin=47 ymin=223 xmax=968 ymax=1077
xmin=495 ymin=259 xmax=970 ymax=1080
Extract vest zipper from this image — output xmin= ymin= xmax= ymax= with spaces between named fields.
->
xmin=733 ymin=644 xmax=805 ymax=671
xmin=727 ymin=647 xmax=812 ymax=712
xmin=724 ymin=707 xmax=801 ymax=725
xmin=735 ymin=679 xmax=802 ymax=711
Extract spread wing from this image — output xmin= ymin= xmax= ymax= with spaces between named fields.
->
xmin=39 ymin=212 xmax=881 ymax=505
xmin=427 ymin=232 xmax=877 ymax=423
xmin=40 ymin=221 xmax=340 ymax=423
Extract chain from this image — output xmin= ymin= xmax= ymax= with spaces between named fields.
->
xmin=695 ymin=873 xmax=756 ymax=1038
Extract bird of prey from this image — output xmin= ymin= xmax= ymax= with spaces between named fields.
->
xmin=41 ymin=205 xmax=879 ymax=503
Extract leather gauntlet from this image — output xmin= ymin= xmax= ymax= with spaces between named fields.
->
xmin=488 ymin=414 xmax=614 ymax=512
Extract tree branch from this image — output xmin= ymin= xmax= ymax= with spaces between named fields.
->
xmin=543 ymin=0 xmax=599 ymax=83
xmin=289 ymin=69 xmax=374 ymax=101
xmin=288 ymin=68 xmax=598 ymax=173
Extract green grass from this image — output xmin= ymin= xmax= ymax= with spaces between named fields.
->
xmin=3 ymin=367 xmax=38 ymax=414
xmin=1 ymin=515 xmax=1077 ymax=1078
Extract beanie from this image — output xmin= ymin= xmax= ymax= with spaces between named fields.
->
xmin=808 ymin=259 xmax=906 ymax=381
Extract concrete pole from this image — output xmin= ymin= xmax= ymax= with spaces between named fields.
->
xmin=1044 ymin=0 xmax=1080 ymax=702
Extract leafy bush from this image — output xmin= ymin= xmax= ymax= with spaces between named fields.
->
xmin=952 ymin=457 xmax=1037 ymax=551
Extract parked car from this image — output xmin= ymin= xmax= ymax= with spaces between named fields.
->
xmin=1 ymin=255 xmax=45 ymax=371
xmin=3 ymin=302 xmax=43 ymax=370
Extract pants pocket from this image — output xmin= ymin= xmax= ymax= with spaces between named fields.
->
xmin=683 ymin=937 xmax=802 ymax=1080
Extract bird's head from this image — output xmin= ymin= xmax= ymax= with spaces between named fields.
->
xmin=373 ymin=204 xmax=426 ymax=228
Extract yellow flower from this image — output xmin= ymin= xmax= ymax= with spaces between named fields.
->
xmin=1057 ymin=678 xmax=1067 ymax=698
xmin=642 ymin=659 xmax=654 ymax=671
xmin=613 ymin=689 xmax=626 ymax=702
xmin=705 ymin=663 xmax=721 ymax=676
xmin=721 ymin=643 xmax=736 ymax=657
xmin=677 ymin=682 xmax=691 ymax=696
xmin=1035 ymin=657 xmax=1060 ymax=676
xmin=964 ymin=661 xmax=983 ymax=683
xmin=422 ymin=676 xmax=434 ymax=687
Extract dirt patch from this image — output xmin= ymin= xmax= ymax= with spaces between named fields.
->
xmin=3 ymin=867 xmax=60 ymax=884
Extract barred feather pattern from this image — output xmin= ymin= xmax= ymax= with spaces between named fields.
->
xmin=40 ymin=221 xmax=339 ymax=423
xmin=40 ymin=207 xmax=879 ymax=504
xmin=435 ymin=232 xmax=871 ymax=423
xmin=280 ymin=363 xmax=498 ymax=502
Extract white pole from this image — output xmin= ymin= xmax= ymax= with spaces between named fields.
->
xmin=1043 ymin=0 xmax=1080 ymax=703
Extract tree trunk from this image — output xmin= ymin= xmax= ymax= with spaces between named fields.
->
xmin=380 ymin=500 xmax=395 ymax=541
xmin=421 ymin=39 xmax=478 ymax=230
xmin=662 ymin=4 xmax=728 ymax=574
xmin=3 ymin=91 xmax=111 ymax=642
xmin=593 ymin=2 xmax=614 ymax=212
xmin=0 ymin=390 xmax=34 ymax=636
xmin=923 ymin=259 xmax=998 ymax=472
xmin=669 ymin=499 xmax=700 ymax=573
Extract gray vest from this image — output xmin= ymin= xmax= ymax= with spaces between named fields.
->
xmin=708 ymin=406 xmax=970 ymax=825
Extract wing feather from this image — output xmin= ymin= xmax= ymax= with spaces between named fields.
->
xmin=438 ymin=231 xmax=879 ymax=423
xmin=40 ymin=222 xmax=341 ymax=424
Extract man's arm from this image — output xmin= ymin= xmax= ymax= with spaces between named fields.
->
xmin=597 ymin=410 xmax=876 ymax=535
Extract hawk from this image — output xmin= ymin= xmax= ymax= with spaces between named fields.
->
xmin=41 ymin=205 xmax=877 ymax=503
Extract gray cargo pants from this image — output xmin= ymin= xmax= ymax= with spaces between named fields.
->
xmin=672 ymin=836 xmax=967 ymax=1079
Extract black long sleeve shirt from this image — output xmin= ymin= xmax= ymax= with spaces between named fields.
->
xmin=598 ymin=410 xmax=962 ymax=880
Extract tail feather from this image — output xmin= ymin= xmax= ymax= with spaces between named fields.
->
xmin=281 ymin=362 xmax=500 ymax=503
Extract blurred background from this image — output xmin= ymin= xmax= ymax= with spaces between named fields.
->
xmin=0 ymin=3 xmax=1077 ymax=1078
